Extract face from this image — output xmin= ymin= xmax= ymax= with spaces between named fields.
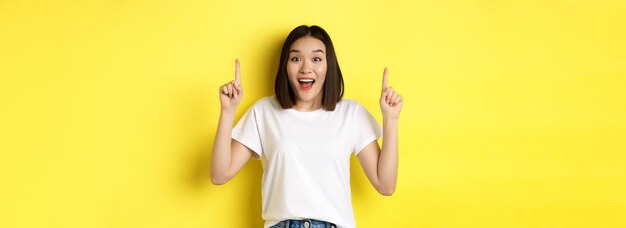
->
xmin=287 ymin=36 xmax=327 ymax=105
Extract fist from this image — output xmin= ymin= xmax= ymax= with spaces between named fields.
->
xmin=219 ymin=59 xmax=243 ymax=112
xmin=380 ymin=67 xmax=403 ymax=119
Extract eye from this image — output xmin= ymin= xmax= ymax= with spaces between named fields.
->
xmin=313 ymin=57 xmax=323 ymax=62
xmin=290 ymin=57 xmax=300 ymax=62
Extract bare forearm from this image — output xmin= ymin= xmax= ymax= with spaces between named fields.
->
xmin=212 ymin=59 xmax=245 ymax=184
xmin=378 ymin=117 xmax=399 ymax=194
xmin=210 ymin=110 xmax=236 ymax=183
xmin=375 ymin=66 xmax=402 ymax=195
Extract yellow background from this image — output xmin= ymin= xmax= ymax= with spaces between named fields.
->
xmin=1 ymin=0 xmax=625 ymax=227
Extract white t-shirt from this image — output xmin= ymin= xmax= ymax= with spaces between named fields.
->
xmin=232 ymin=96 xmax=382 ymax=228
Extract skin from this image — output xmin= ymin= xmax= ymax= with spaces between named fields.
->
xmin=210 ymin=36 xmax=403 ymax=196
xmin=286 ymin=36 xmax=327 ymax=111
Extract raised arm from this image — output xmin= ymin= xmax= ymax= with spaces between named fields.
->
xmin=211 ymin=59 xmax=255 ymax=185
xmin=357 ymin=67 xmax=403 ymax=196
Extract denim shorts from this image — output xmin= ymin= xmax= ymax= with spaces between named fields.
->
xmin=269 ymin=219 xmax=337 ymax=228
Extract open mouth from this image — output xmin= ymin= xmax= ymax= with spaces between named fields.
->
xmin=297 ymin=78 xmax=315 ymax=90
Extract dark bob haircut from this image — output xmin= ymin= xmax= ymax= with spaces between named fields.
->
xmin=274 ymin=25 xmax=344 ymax=111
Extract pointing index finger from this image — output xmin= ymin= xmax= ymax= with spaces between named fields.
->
xmin=235 ymin=59 xmax=241 ymax=83
xmin=382 ymin=67 xmax=388 ymax=91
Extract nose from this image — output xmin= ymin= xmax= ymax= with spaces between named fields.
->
xmin=299 ymin=60 xmax=312 ymax=74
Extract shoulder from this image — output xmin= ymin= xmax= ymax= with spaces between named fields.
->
xmin=249 ymin=96 xmax=281 ymax=111
xmin=335 ymin=99 xmax=378 ymax=121
xmin=335 ymin=98 xmax=365 ymax=111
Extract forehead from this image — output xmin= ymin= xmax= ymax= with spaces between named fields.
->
xmin=290 ymin=36 xmax=326 ymax=52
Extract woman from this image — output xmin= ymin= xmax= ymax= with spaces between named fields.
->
xmin=211 ymin=25 xmax=402 ymax=228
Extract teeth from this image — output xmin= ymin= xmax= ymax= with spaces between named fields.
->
xmin=298 ymin=79 xmax=314 ymax=82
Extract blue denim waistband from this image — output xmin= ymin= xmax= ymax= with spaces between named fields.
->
xmin=274 ymin=219 xmax=337 ymax=228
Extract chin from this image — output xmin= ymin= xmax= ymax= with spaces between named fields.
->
xmin=296 ymin=93 xmax=317 ymax=102
xmin=296 ymin=95 xmax=313 ymax=102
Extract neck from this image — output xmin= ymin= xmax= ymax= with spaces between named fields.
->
xmin=293 ymin=97 xmax=322 ymax=112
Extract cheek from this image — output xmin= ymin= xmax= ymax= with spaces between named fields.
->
xmin=316 ymin=64 xmax=327 ymax=78
xmin=286 ymin=63 xmax=298 ymax=78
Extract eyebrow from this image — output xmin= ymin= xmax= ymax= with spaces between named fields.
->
xmin=289 ymin=49 xmax=325 ymax=54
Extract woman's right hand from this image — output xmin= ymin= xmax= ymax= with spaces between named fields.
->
xmin=219 ymin=59 xmax=243 ymax=112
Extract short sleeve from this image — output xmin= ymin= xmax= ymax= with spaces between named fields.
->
xmin=353 ymin=104 xmax=383 ymax=155
xmin=232 ymin=106 xmax=263 ymax=159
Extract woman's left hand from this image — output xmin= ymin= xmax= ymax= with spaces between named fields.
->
xmin=380 ymin=67 xmax=403 ymax=119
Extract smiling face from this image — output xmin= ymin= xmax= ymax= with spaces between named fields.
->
xmin=286 ymin=36 xmax=328 ymax=107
